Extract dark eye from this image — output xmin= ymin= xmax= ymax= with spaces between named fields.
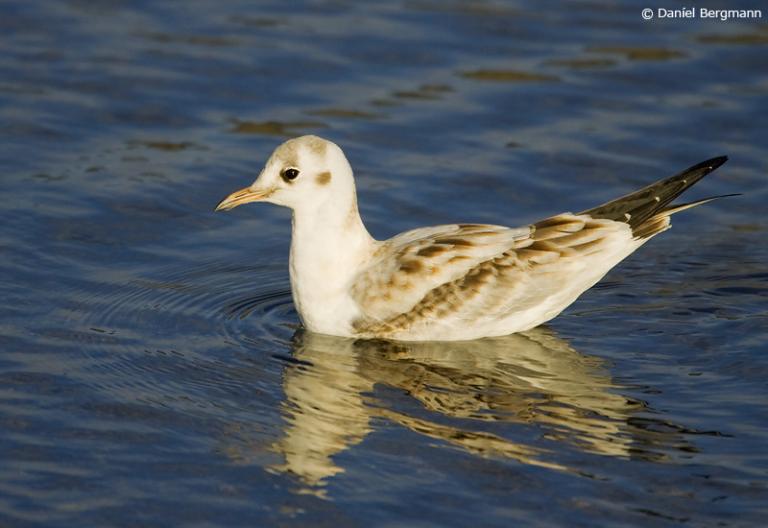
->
xmin=281 ymin=168 xmax=300 ymax=182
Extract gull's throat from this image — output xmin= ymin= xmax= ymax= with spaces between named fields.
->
xmin=288 ymin=191 xmax=377 ymax=335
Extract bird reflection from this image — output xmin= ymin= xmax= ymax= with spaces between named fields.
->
xmin=267 ymin=328 xmax=686 ymax=491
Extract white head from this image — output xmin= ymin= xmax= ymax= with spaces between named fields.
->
xmin=215 ymin=135 xmax=357 ymax=215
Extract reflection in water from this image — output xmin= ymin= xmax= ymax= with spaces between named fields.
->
xmin=267 ymin=329 xmax=689 ymax=491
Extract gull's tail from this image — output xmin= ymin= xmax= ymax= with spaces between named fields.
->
xmin=580 ymin=156 xmax=734 ymax=239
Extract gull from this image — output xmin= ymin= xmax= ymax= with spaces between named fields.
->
xmin=215 ymin=135 xmax=730 ymax=341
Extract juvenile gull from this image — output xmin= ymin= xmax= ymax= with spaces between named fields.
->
xmin=216 ymin=135 xmax=730 ymax=341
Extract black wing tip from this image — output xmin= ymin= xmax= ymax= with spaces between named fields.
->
xmin=697 ymin=155 xmax=728 ymax=173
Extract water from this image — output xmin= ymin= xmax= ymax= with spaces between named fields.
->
xmin=1 ymin=1 xmax=767 ymax=526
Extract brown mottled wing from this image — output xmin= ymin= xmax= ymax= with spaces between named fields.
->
xmin=350 ymin=215 xmax=630 ymax=334
xmin=350 ymin=157 xmax=731 ymax=337
xmin=350 ymin=223 xmax=529 ymax=322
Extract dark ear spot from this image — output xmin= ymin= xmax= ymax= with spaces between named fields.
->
xmin=316 ymin=171 xmax=332 ymax=185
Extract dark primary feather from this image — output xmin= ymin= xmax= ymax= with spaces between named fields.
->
xmin=580 ymin=156 xmax=729 ymax=236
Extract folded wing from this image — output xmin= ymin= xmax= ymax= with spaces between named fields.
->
xmin=350 ymin=215 xmax=632 ymax=336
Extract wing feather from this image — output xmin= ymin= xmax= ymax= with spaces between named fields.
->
xmin=350 ymin=214 xmax=631 ymax=336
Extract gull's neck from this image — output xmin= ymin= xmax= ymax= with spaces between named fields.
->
xmin=289 ymin=187 xmax=376 ymax=333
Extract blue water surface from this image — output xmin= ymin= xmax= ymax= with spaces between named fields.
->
xmin=1 ymin=1 xmax=767 ymax=526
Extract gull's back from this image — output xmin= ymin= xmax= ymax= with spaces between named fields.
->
xmin=348 ymin=156 xmax=730 ymax=341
